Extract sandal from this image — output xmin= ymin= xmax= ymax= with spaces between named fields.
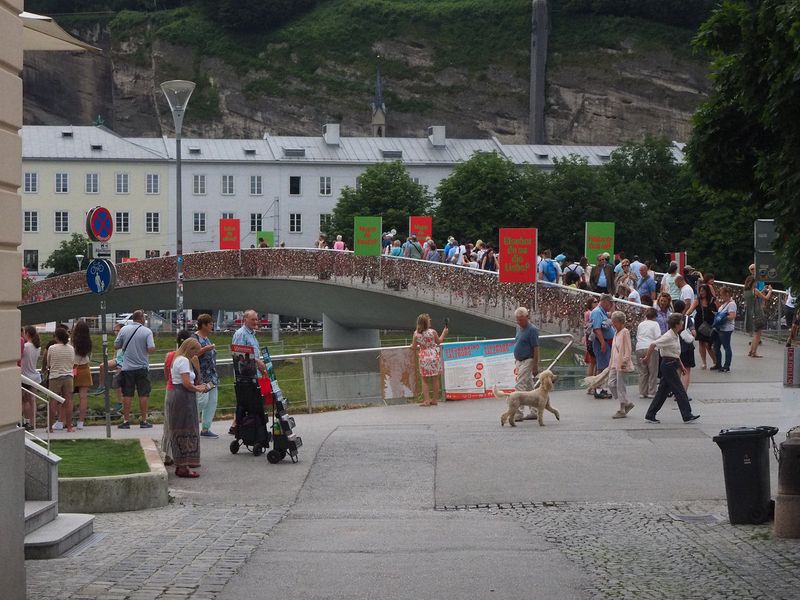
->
xmin=175 ymin=468 xmax=199 ymax=478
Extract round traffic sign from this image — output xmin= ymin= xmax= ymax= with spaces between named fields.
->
xmin=86 ymin=206 xmax=113 ymax=242
xmin=86 ymin=258 xmax=116 ymax=294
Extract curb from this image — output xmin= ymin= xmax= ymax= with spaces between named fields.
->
xmin=58 ymin=438 xmax=168 ymax=513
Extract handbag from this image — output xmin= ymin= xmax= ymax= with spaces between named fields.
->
xmin=712 ymin=303 xmax=731 ymax=330
xmin=698 ymin=321 xmax=713 ymax=338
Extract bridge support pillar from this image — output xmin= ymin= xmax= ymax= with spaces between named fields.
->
xmin=322 ymin=313 xmax=380 ymax=350
xmin=271 ymin=313 xmax=280 ymax=343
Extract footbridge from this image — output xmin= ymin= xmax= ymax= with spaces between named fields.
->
xmin=21 ymin=249 xmax=627 ymax=342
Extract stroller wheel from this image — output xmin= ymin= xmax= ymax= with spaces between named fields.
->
xmin=266 ymin=449 xmax=282 ymax=464
xmin=252 ymin=443 xmax=264 ymax=457
xmin=229 ymin=440 xmax=240 ymax=454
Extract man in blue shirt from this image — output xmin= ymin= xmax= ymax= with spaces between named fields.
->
xmin=637 ymin=264 xmax=657 ymax=302
xmin=512 ymin=306 xmax=540 ymax=419
xmin=232 ymin=310 xmax=267 ymax=377
xmin=590 ymin=294 xmax=615 ymax=399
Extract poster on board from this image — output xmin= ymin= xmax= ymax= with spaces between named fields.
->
xmin=256 ymin=230 xmax=275 ymax=248
xmin=409 ymin=216 xmax=433 ymax=240
xmin=584 ymin=222 xmax=615 ymax=264
xmin=498 ymin=227 xmax=537 ymax=283
xmin=219 ymin=219 xmax=240 ymax=250
xmin=442 ymin=339 xmax=517 ymax=400
xmin=354 ymin=216 xmax=382 ymax=256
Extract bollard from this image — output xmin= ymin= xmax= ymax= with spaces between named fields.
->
xmin=774 ymin=427 xmax=800 ymax=538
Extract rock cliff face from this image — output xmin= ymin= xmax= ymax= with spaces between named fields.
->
xmin=22 ymin=20 xmax=709 ymax=144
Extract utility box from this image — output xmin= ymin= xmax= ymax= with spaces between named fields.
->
xmin=785 ymin=346 xmax=800 ymax=387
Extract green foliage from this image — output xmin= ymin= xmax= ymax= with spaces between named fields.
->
xmin=326 ymin=162 xmax=431 ymax=245
xmin=200 ymin=0 xmax=318 ymax=33
xmin=435 ymin=152 xmax=526 ymax=245
xmin=556 ymin=0 xmax=716 ymax=29
xmin=688 ymin=0 xmax=800 ymax=290
xmin=42 ymin=234 xmax=90 ymax=276
xmin=49 ymin=439 xmax=148 ymax=478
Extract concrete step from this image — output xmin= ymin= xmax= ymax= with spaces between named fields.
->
xmin=24 ymin=513 xmax=94 ymax=560
xmin=24 ymin=500 xmax=58 ymax=535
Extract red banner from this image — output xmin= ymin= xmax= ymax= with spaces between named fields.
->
xmin=121 ymin=257 xmax=138 ymax=262
xmin=409 ymin=216 xmax=432 ymax=240
xmin=667 ymin=251 xmax=687 ymax=273
xmin=499 ymin=228 xmax=537 ymax=283
xmin=220 ymin=219 xmax=240 ymax=250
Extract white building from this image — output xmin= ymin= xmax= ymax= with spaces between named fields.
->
xmin=22 ymin=124 xmax=681 ymax=273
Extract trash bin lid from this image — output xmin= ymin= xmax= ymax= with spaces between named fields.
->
xmin=715 ymin=426 xmax=779 ymax=438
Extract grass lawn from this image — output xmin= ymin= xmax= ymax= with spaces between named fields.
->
xmin=48 ymin=439 xmax=149 ymax=478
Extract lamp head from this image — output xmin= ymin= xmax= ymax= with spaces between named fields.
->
xmin=160 ymin=80 xmax=196 ymax=132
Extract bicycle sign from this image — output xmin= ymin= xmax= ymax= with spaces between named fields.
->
xmin=86 ymin=258 xmax=116 ymax=294
xmin=86 ymin=206 xmax=114 ymax=242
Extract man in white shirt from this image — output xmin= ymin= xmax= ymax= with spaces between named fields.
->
xmin=675 ymin=275 xmax=695 ymax=313
xmin=785 ymin=288 xmax=796 ymax=330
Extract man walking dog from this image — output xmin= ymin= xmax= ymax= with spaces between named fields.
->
xmin=512 ymin=306 xmax=540 ymax=420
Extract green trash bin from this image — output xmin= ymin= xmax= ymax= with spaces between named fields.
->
xmin=713 ymin=426 xmax=778 ymax=524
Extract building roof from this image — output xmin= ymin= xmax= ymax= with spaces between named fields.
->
xmin=22 ymin=125 xmax=168 ymax=161
xmin=22 ymin=125 xmax=686 ymax=166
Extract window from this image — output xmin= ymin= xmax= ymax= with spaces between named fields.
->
xmin=146 ymin=173 xmax=160 ymax=194
xmin=289 ymin=176 xmax=301 ymax=195
xmin=250 ymin=175 xmax=262 ymax=196
xmin=319 ymin=176 xmax=332 ymax=196
xmin=355 ymin=176 xmax=362 ymax=191
xmin=222 ymin=175 xmax=235 ymax=195
xmin=145 ymin=250 xmax=161 ymax=259
xmin=85 ymin=172 xmax=99 ymax=194
xmin=250 ymin=213 xmax=262 ymax=232
xmin=320 ymin=213 xmax=332 ymax=231
xmin=193 ymin=174 xmax=206 ymax=195
xmin=23 ymin=211 xmax=38 ymax=233
xmin=115 ymin=250 xmax=130 ymax=263
xmin=146 ymin=212 xmax=160 ymax=233
xmin=289 ymin=213 xmax=302 ymax=233
xmin=193 ymin=212 xmax=206 ymax=233
xmin=55 ymin=173 xmax=69 ymax=194
xmin=116 ymin=172 xmax=129 ymax=194
xmin=413 ymin=177 xmax=420 ymax=185
xmin=115 ymin=211 xmax=130 ymax=233
xmin=24 ymin=172 xmax=38 ymax=193
xmin=23 ymin=250 xmax=38 ymax=271
xmin=221 ymin=212 xmax=234 ymax=220
xmin=54 ymin=211 xmax=69 ymax=233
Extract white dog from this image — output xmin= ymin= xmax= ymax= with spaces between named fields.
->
xmin=494 ymin=370 xmax=560 ymax=427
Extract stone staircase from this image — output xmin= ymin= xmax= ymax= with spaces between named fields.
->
xmin=24 ymin=438 xmax=94 ymax=560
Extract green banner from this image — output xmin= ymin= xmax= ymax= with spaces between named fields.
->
xmin=354 ymin=216 xmax=382 ymax=256
xmin=584 ymin=222 xmax=615 ymax=264
xmin=256 ymin=231 xmax=275 ymax=248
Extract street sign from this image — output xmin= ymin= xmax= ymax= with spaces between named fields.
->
xmin=86 ymin=258 xmax=116 ymax=294
xmin=754 ymin=219 xmax=781 ymax=284
xmin=86 ymin=206 xmax=114 ymax=242
xmin=90 ymin=241 xmax=111 ymax=259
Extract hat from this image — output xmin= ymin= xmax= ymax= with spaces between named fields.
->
xmin=555 ymin=254 xmax=566 ymax=262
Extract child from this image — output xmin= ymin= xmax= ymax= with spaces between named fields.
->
xmin=609 ymin=311 xmax=635 ymax=418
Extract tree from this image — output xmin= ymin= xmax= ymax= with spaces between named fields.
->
xmin=202 ymin=0 xmax=317 ymax=32
xmin=434 ymin=152 xmax=525 ymax=246
xmin=688 ymin=1 xmax=800 ymax=291
xmin=42 ymin=233 xmax=90 ymax=276
xmin=325 ymin=162 xmax=430 ymax=246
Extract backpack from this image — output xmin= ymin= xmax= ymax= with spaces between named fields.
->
xmin=543 ymin=259 xmax=558 ymax=283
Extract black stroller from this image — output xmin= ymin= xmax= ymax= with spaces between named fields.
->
xmin=229 ymin=343 xmax=301 ymax=462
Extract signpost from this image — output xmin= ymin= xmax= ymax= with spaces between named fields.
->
xmin=85 ymin=207 xmax=115 ymax=438
xmin=219 ymin=218 xmax=240 ymax=250
xmin=499 ymin=227 xmax=538 ymax=325
xmin=754 ymin=219 xmax=780 ymax=284
xmin=584 ymin=222 xmax=615 ymax=265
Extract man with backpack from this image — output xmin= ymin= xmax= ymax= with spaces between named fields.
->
xmin=403 ymin=234 xmax=424 ymax=259
xmin=539 ymin=249 xmax=561 ymax=284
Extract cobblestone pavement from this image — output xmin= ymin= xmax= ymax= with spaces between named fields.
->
xmin=27 ymin=502 xmax=287 ymax=600
xmin=459 ymin=501 xmax=800 ymax=600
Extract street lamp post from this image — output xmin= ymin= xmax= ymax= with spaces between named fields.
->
xmin=160 ymin=80 xmax=195 ymax=332
xmin=75 ymin=254 xmax=84 ymax=271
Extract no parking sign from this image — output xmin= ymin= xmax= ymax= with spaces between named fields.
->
xmin=86 ymin=206 xmax=114 ymax=242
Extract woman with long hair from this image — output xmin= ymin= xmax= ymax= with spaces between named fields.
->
xmin=166 ymin=337 xmax=210 ymax=478
xmin=583 ymin=297 xmax=599 ymax=395
xmin=20 ymin=325 xmax=41 ymax=431
xmin=162 ymin=329 xmax=193 ymax=467
xmin=712 ymin=286 xmax=737 ymax=372
xmin=71 ymin=320 xmax=93 ymax=430
xmin=46 ymin=327 xmax=75 ymax=432
xmin=411 ymin=313 xmax=448 ymax=406
xmin=743 ymin=275 xmax=773 ymax=358
xmin=690 ymin=284 xmax=718 ymax=369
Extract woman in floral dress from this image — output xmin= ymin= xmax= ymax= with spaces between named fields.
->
xmin=411 ymin=313 xmax=448 ymax=406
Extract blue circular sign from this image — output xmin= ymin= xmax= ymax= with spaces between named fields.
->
xmin=86 ymin=259 xmax=116 ymax=294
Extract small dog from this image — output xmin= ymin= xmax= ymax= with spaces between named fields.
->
xmin=495 ymin=370 xmax=560 ymax=427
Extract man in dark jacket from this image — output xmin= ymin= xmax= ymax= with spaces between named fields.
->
xmin=589 ymin=252 xmax=615 ymax=293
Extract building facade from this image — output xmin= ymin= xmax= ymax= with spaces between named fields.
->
xmin=22 ymin=124 xmax=677 ymax=274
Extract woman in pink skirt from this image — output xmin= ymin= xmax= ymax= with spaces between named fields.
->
xmin=411 ymin=313 xmax=448 ymax=406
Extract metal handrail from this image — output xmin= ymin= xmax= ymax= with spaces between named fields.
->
xmin=21 ymin=374 xmax=65 ymax=454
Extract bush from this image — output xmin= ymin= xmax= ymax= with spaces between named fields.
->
xmin=557 ymin=0 xmax=716 ymax=29
xmin=201 ymin=0 xmax=318 ymax=33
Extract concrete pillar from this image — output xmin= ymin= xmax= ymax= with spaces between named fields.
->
xmin=0 ymin=3 xmax=26 ymax=597
xmin=322 ymin=313 xmax=380 ymax=350
xmin=271 ymin=313 xmax=280 ymax=343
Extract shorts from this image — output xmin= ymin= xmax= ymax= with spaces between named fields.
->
xmin=49 ymin=375 xmax=74 ymax=397
xmin=120 ymin=369 xmax=152 ymax=397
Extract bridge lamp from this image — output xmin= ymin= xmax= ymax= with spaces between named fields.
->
xmin=160 ymin=80 xmax=195 ymax=331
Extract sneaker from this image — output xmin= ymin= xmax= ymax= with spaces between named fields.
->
xmin=709 ymin=365 xmax=721 ymax=371
xmin=91 ymin=386 xmax=106 ymax=396
xmin=624 ymin=402 xmax=635 ymax=414
xmin=720 ymin=367 xmax=731 ymax=373
xmin=612 ymin=410 xmax=627 ymax=419
xmin=200 ymin=430 xmax=219 ymax=439
xmin=683 ymin=414 xmax=701 ymax=423
xmin=645 ymin=417 xmax=660 ymax=424
xmin=140 ymin=421 xmax=153 ymax=429
xmin=118 ymin=421 xmax=130 ymax=429
xmin=76 ymin=421 xmax=84 ymax=430
xmin=52 ymin=420 xmax=64 ymax=430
